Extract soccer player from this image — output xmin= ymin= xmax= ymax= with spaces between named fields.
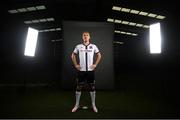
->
xmin=71 ymin=31 xmax=101 ymax=113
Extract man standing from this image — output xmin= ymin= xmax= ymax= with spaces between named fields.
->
xmin=71 ymin=31 xmax=101 ymax=113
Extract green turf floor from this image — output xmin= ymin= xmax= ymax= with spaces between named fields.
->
xmin=0 ymin=87 xmax=179 ymax=119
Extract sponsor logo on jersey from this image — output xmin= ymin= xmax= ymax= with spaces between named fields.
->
xmin=86 ymin=50 xmax=93 ymax=52
xmin=80 ymin=49 xmax=93 ymax=52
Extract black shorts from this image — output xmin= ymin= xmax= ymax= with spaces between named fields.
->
xmin=77 ymin=71 xmax=95 ymax=84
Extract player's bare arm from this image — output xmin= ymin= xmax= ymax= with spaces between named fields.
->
xmin=90 ymin=52 xmax=101 ymax=70
xmin=71 ymin=52 xmax=81 ymax=70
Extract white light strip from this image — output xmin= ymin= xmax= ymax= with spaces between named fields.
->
xmin=130 ymin=9 xmax=140 ymax=14
xmin=120 ymin=31 xmax=126 ymax=34
xmin=112 ymin=5 xmax=166 ymax=20
xmin=8 ymin=10 xmax=18 ymax=13
xmin=49 ymin=28 xmax=56 ymax=31
xmin=139 ymin=11 xmax=148 ymax=16
xmin=32 ymin=20 xmax=39 ymax=23
xmin=107 ymin=18 xmax=149 ymax=29
xmin=39 ymin=19 xmax=47 ymax=22
xmin=107 ymin=18 xmax=114 ymax=22
xmin=17 ymin=8 xmax=27 ymax=12
xmin=24 ymin=27 xmax=39 ymax=57
xmin=156 ymin=15 xmax=166 ymax=19
xmin=51 ymin=39 xmax=63 ymax=42
xmin=149 ymin=23 xmax=161 ymax=54
xmin=44 ymin=29 xmax=49 ymax=32
xmin=147 ymin=13 xmax=157 ymax=18
xmin=114 ymin=19 xmax=122 ymax=23
xmin=136 ymin=23 xmax=143 ymax=27
xmin=129 ymin=22 xmax=136 ymax=26
xmin=24 ymin=21 xmax=32 ymax=24
xmin=131 ymin=33 xmax=138 ymax=36
xmin=46 ymin=18 xmax=55 ymax=21
xmin=24 ymin=18 xmax=55 ymax=24
xmin=8 ymin=5 xmax=46 ymax=14
xmin=121 ymin=8 xmax=130 ymax=12
xmin=114 ymin=30 xmax=121 ymax=33
xmin=56 ymin=28 xmax=61 ymax=31
xmin=26 ymin=7 xmax=36 ymax=11
xmin=36 ymin=5 xmax=46 ymax=10
xmin=143 ymin=25 xmax=149 ymax=28
xmin=39 ymin=28 xmax=61 ymax=32
xmin=114 ymin=30 xmax=138 ymax=36
xmin=113 ymin=41 xmax=124 ymax=44
xmin=122 ymin=21 xmax=129 ymax=24
xmin=126 ymin=32 xmax=131 ymax=35
xmin=112 ymin=6 xmax=121 ymax=11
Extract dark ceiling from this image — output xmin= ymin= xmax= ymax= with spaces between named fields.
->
xmin=0 ymin=0 xmax=180 ymax=64
xmin=1 ymin=0 xmax=179 ymax=35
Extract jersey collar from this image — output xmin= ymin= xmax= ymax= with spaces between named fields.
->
xmin=83 ymin=43 xmax=91 ymax=47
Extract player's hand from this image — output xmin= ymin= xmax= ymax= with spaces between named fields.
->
xmin=90 ymin=64 xmax=97 ymax=70
xmin=75 ymin=65 xmax=81 ymax=70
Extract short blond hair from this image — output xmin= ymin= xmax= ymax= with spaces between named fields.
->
xmin=82 ymin=31 xmax=90 ymax=37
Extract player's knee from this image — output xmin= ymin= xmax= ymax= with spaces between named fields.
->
xmin=76 ymin=84 xmax=83 ymax=91
xmin=89 ymin=83 xmax=95 ymax=92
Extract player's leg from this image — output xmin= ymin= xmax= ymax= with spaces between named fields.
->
xmin=87 ymin=71 xmax=98 ymax=113
xmin=89 ymin=83 xmax=98 ymax=113
xmin=72 ymin=71 xmax=84 ymax=112
xmin=72 ymin=83 xmax=83 ymax=112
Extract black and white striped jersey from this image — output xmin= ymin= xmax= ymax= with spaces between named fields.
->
xmin=73 ymin=43 xmax=100 ymax=71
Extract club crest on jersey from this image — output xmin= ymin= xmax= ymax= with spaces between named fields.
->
xmin=89 ymin=46 xmax=93 ymax=49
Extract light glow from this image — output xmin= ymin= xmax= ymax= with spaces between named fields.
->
xmin=149 ymin=23 xmax=161 ymax=54
xmin=24 ymin=27 xmax=39 ymax=56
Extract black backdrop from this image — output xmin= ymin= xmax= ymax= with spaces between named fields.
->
xmin=62 ymin=21 xmax=114 ymax=90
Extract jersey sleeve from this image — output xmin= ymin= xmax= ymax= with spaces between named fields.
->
xmin=73 ymin=45 xmax=79 ymax=54
xmin=94 ymin=45 xmax=100 ymax=54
